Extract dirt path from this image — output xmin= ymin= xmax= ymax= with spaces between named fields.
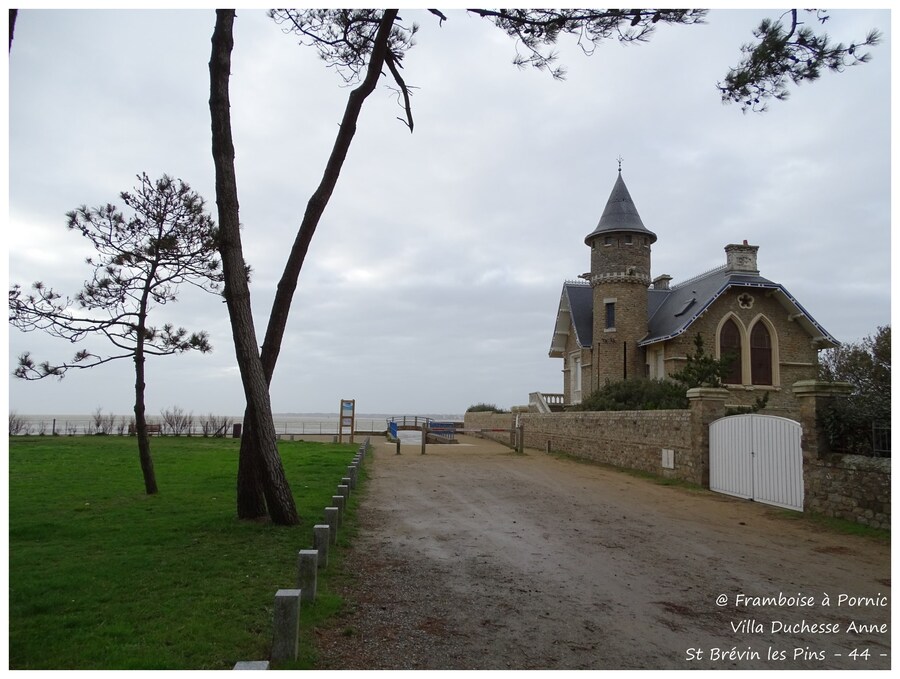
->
xmin=315 ymin=436 xmax=891 ymax=670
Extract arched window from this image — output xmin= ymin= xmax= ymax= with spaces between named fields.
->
xmin=719 ymin=319 xmax=742 ymax=384
xmin=750 ymin=322 xmax=773 ymax=385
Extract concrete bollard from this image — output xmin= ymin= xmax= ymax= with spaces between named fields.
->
xmin=324 ymin=507 xmax=339 ymax=545
xmin=347 ymin=465 xmax=358 ymax=489
xmin=271 ymin=589 xmax=301 ymax=663
xmin=331 ymin=495 xmax=345 ymax=528
xmin=337 ymin=483 xmax=350 ymax=503
xmin=296 ymin=550 xmax=318 ymax=603
xmin=233 ymin=661 xmax=270 ymax=670
xmin=313 ymin=525 xmax=330 ymax=569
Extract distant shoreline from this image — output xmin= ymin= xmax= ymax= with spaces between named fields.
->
xmin=10 ymin=412 xmax=465 ymax=437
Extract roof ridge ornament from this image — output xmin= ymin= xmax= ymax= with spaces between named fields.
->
xmin=617 ymin=155 xmax=623 ymax=173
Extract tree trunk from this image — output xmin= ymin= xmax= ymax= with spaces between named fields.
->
xmin=9 ymin=9 xmax=17 ymax=51
xmin=259 ymin=9 xmax=398 ymax=378
xmin=235 ymin=403 xmax=268 ymax=520
xmin=209 ymin=8 xmax=299 ymax=525
xmin=236 ymin=10 xmax=400 ymax=496
xmin=133 ymin=336 xmax=158 ymax=495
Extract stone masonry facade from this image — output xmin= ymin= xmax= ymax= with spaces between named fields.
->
xmin=662 ymin=289 xmax=820 ymax=416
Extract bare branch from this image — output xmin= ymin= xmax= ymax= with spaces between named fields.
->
xmin=384 ymin=49 xmax=414 ymax=132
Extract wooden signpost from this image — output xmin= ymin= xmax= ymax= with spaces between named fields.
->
xmin=339 ymin=399 xmax=355 ymax=443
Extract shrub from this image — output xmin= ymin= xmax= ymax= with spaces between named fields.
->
xmin=671 ymin=333 xmax=736 ymax=389
xmin=466 ymin=403 xmax=509 ymax=413
xmin=9 ymin=411 xmax=29 ymax=435
xmin=200 ymin=414 xmax=233 ymax=437
xmin=573 ymin=379 xmax=688 ymax=411
xmin=161 ymin=406 xmax=194 ymax=436
xmin=819 ymin=397 xmax=888 ymax=457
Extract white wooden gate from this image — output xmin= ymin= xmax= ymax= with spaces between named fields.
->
xmin=709 ymin=414 xmax=803 ymax=512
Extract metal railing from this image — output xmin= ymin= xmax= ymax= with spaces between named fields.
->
xmin=872 ymin=422 xmax=891 ymax=457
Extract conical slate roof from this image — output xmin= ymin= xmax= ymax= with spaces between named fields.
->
xmin=584 ymin=172 xmax=657 ymax=245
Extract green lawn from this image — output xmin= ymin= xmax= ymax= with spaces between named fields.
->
xmin=8 ymin=435 xmax=363 ymax=670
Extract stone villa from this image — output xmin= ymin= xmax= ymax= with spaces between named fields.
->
xmin=549 ymin=170 xmax=838 ymax=414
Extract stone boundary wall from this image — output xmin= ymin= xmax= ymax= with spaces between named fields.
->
xmin=519 ymin=411 xmax=698 ymax=484
xmin=804 ymin=454 xmax=891 ymax=530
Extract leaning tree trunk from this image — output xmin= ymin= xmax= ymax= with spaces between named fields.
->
xmin=235 ymin=403 xmax=268 ymax=520
xmin=236 ymin=10 xmax=400 ymax=499
xmin=133 ymin=336 xmax=158 ymax=495
xmin=209 ymin=8 xmax=299 ymax=525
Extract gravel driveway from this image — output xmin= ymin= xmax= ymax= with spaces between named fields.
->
xmin=315 ymin=435 xmax=890 ymax=670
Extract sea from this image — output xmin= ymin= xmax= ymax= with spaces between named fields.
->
xmin=11 ymin=412 xmax=465 ymax=437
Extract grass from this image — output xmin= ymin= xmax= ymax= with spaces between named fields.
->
xmin=8 ymin=435 xmax=363 ymax=670
xmin=775 ymin=508 xmax=890 ymax=544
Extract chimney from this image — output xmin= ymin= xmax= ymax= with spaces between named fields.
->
xmin=651 ymin=274 xmax=672 ymax=290
xmin=725 ymin=241 xmax=759 ymax=273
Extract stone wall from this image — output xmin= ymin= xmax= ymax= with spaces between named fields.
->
xmin=804 ymin=454 xmax=891 ymax=530
xmin=519 ymin=410 xmax=697 ymax=482
xmin=793 ymin=380 xmax=891 ymax=529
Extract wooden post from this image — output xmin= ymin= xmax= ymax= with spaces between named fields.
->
xmin=421 ymin=423 xmax=427 ymax=455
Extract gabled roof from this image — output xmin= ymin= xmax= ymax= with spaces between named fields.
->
xmin=642 ymin=266 xmax=839 ymax=348
xmin=549 ymin=281 xmax=592 ymax=357
xmin=584 ymin=172 xmax=657 ymax=245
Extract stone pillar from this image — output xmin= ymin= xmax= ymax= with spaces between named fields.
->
xmin=331 ymin=494 xmax=345 ymax=528
xmin=324 ymin=507 xmax=339 ymax=545
xmin=296 ymin=550 xmax=318 ymax=603
xmin=686 ymin=387 xmax=729 ymax=487
xmin=233 ymin=661 xmax=270 ymax=670
xmin=313 ymin=525 xmax=330 ymax=568
xmin=271 ymin=589 xmax=301 ymax=663
xmin=792 ymin=380 xmax=854 ymax=460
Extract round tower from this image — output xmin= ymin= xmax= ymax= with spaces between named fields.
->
xmin=584 ymin=170 xmax=656 ymax=384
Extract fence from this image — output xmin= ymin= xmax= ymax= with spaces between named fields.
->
xmin=10 ymin=415 xmax=389 ymax=437
xmin=872 ymin=422 xmax=891 ymax=457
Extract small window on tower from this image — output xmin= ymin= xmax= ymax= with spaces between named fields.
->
xmin=624 ymin=234 xmax=633 ymax=245
xmin=604 ymin=236 xmax=613 ymax=246
xmin=605 ymin=302 xmax=616 ymax=330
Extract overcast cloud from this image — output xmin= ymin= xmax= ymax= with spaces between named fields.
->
xmin=6 ymin=7 xmax=892 ymax=417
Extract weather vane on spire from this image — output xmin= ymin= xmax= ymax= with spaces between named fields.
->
xmin=617 ymin=155 xmax=624 ymax=173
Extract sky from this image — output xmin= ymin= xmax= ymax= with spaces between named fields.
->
xmin=5 ymin=6 xmax=893 ymax=418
